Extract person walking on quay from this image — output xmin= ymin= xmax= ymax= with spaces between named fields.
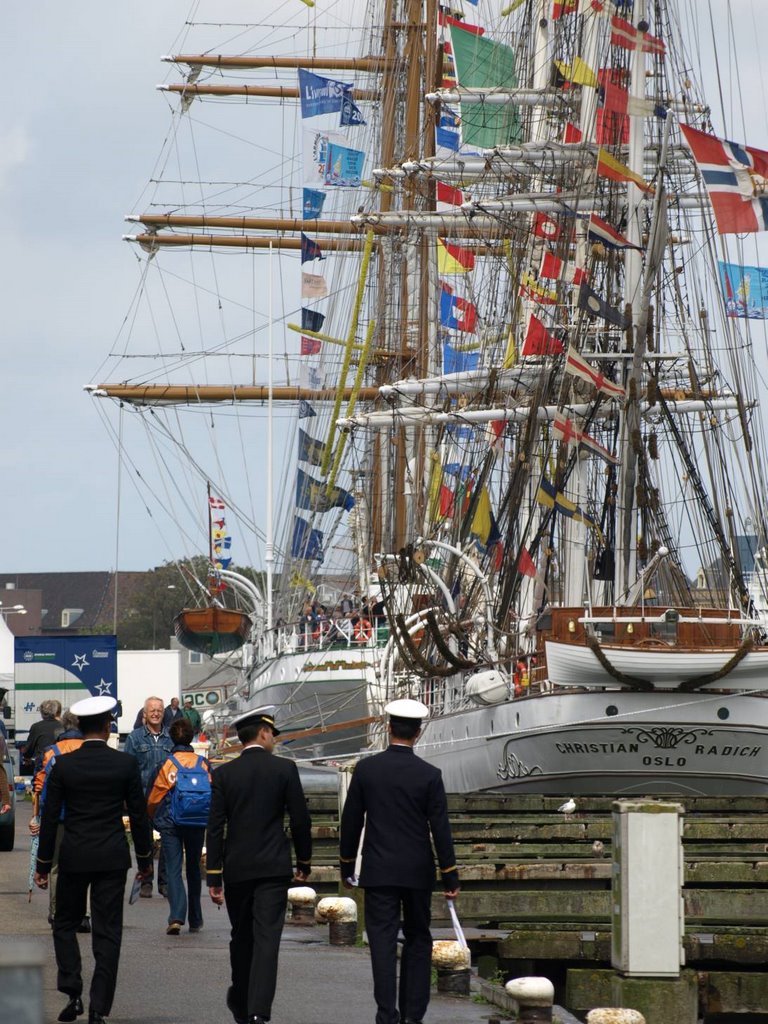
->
xmin=339 ymin=698 xmax=460 ymax=1024
xmin=33 ymin=695 xmax=153 ymax=1024
xmin=163 ymin=697 xmax=183 ymax=729
xmin=181 ymin=696 xmax=202 ymax=739
xmin=21 ymin=699 xmax=62 ymax=773
xmin=147 ymin=716 xmax=211 ymax=935
xmin=30 ymin=709 xmax=90 ymax=930
xmin=124 ymin=695 xmax=174 ymax=897
xmin=206 ymin=706 xmax=312 ymax=1024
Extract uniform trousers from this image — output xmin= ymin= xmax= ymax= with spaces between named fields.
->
xmin=364 ymin=886 xmax=433 ymax=1024
xmin=224 ymin=876 xmax=289 ymax=1022
xmin=53 ymin=868 xmax=127 ymax=1016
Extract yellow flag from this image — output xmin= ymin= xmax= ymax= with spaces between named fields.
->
xmin=555 ymin=57 xmax=598 ymax=88
xmin=437 ymin=238 xmax=474 ymax=274
xmin=470 ymin=486 xmax=493 ymax=544
xmin=596 ymin=148 xmax=655 ymax=194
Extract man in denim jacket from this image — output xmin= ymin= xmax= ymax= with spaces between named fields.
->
xmin=124 ymin=696 xmax=173 ymax=897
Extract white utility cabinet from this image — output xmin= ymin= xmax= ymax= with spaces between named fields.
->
xmin=611 ymin=799 xmax=684 ymax=977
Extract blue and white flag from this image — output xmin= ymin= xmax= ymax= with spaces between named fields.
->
xmin=298 ymin=69 xmax=353 ymax=119
xmin=340 ymin=92 xmax=366 ymax=126
xmin=303 ymin=188 xmax=326 ymax=220
xmin=324 ymin=143 xmax=365 ymax=187
xmin=291 ymin=516 xmax=324 ymax=563
xmin=719 ymin=261 xmax=768 ymax=319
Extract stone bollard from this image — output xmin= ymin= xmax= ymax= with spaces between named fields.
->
xmin=587 ymin=1011 xmax=646 ymax=1024
xmin=432 ymin=940 xmax=471 ymax=996
xmin=0 ymin=941 xmax=45 ymax=1024
xmin=315 ymin=897 xmax=357 ymax=945
xmin=287 ymin=886 xmax=317 ymax=926
xmin=504 ymin=976 xmax=555 ymax=1023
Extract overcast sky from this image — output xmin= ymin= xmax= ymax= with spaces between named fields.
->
xmin=1 ymin=1 xmax=765 ymax=575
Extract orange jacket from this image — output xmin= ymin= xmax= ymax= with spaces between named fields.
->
xmin=34 ymin=738 xmax=85 ymax=795
xmin=147 ymin=747 xmax=212 ymax=820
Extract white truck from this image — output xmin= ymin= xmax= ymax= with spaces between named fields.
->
xmin=14 ymin=637 xmax=181 ymax=746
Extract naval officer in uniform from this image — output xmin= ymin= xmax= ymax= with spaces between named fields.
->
xmin=339 ymin=698 xmax=460 ymax=1024
xmin=206 ymin=707 xmax=312 ymax=1024
xmin=34 ymin=695 xmax=154 ymax=1024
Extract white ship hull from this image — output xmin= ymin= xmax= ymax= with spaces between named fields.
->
xmin=420 ymin=690 xmax=768 ymax=796
xmin=546 ymin=640 xmax=768 ymax=688
xmin=245 ymin=640 xmax=383 ymax=758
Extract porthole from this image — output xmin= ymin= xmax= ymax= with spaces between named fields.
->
xmin=606 ymin=705 xmax=619 ymax=717
xmin=717 ymin=707 xmax=729 ymax=720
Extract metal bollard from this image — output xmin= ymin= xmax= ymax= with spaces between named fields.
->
xmin=315 ymin=896 xmax=357 ymax=945
xmin=504 ymin=976 xmax=555 ymax=1023
xmin=328 ymin=920 xmax=357 ymax=945
xmin=587 ymin=1011 xmax=646 ymax=1024
xmin=287 ymin=886 xmax=317 ymax=926
xmin=0 ymin=941 xmax=45 ymax=1024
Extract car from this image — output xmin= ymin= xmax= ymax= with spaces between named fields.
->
xmin=0 ymin=730 xmax=16 ymax=851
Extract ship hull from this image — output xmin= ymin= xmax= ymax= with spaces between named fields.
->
xmin=546 ymin=639 xmax=768 ymax=688
xmin=245 ymin=642 xmax=383 ymax=758
xmin=420 ymin=690 xmax=768 ymax=796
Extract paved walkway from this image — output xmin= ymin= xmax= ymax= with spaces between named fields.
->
xmin=1 ymin=801 xmax=505 ymax=1024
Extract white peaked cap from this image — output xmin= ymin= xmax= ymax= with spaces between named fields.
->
xmin=384 ymin=698 xmax=430 ymax=720
xmin=69 ymin=695 xmax=118 ymax=717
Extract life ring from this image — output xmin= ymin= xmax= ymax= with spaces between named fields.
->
xmin=354 ymin=618 xmax=373 ymax=643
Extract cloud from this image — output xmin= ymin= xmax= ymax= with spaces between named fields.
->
xmin=0 ymin=126 xmax=30 ymax=189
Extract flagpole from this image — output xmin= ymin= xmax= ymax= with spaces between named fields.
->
xmin=266 ymin=242 xmax=275 ymax=642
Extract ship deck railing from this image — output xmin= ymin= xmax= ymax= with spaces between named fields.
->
xmin=254 ymin=617 xmax=390 ymax=660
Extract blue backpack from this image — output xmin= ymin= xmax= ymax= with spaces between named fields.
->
xmin=168 ymin=755 xmax=211 ymax=827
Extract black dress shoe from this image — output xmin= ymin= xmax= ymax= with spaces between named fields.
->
xmin=88 ymin=1011 xmax=107 ymax=1024
xmin=226 ymin=986 xmax=247 ymax=1024
xmin=248 ymin=1017 xmax=267 ymax=1024
xmin=58 ymin=996 xmax=84 ymax=1023
xmin=77 ymin=916 xmax=91 ymax=934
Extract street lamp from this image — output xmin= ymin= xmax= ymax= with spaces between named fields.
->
xmin=0 ymin=603 xmax=26 ymax=616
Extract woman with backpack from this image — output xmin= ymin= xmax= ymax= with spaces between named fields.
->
xmin=147 ymin=717 xmax=212 ymax=935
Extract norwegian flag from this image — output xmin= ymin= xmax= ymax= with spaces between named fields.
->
xmin=680 ymin=124 xmax=768 ymax=235
xmin=553 ymin=412 xmax=619 ymax=464
xmin=565 ymin=345 xmax=625 ymax=398
xmin=539 ymin=251 xmax=587 ymax=285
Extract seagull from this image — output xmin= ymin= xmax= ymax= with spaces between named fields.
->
xmin=557 ymin=798 xmax=577 ymax=818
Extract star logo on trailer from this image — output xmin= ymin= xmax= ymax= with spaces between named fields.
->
xmin=95 ymin=680 xmax=113 ymax=696
xmin=72 ymin=653 xmax=89 ymax=671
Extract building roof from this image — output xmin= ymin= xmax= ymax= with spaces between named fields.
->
xmin=0 ymin=572 xmax=147 ymax=633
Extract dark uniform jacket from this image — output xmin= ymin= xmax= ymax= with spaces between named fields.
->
xmin=36 ymin=740 xmax=153 ymax=876
xmin=205 ymin=746 xmax=312 ymax=887
xmin=24 ymin=718 xmax=62 ymax=765
xmin=339 ymin=744 xmax=459 ymax=891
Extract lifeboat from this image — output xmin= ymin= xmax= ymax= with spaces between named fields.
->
xmin=173 ymin=607 xmax=252 ymax=656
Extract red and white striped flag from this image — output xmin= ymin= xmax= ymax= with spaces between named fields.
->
xmin=565 ymin=345 xmax=625 ymax=398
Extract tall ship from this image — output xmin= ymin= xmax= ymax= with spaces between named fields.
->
xmin=90 ymin=0 xmax=768 ymax=794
